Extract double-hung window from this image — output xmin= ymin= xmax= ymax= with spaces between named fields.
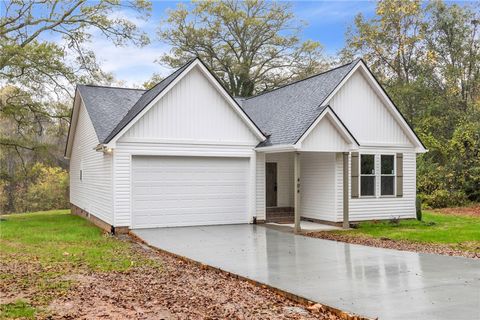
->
xmin=360 ymin=154 xmax=375 ymax=196
xmin=381 ymin=155 xmax=395 ymax=196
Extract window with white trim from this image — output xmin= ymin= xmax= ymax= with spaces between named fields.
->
xmin=381 ymin=155 xmax=395 ymax=196
xmin=360 ymin=154 xmax=375 ymax=196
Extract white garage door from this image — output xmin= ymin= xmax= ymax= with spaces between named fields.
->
xmin=132 ymin=156 xmax=250 ymax=228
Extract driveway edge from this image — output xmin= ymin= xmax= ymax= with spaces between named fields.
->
xmin=128 ymin=231 xmax=374 ymax=320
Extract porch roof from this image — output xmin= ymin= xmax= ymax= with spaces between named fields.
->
xmin=254 ymin=106 xmax=360 ymax=153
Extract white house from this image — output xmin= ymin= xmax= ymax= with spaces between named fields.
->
xmin=65 ymin=58 xmax=426 ymax=233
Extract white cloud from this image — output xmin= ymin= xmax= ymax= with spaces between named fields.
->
xmin=86 ymin=36 xmax=173 ymax=87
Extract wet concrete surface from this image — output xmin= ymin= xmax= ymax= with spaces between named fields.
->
xmin=133 ymin=225 xmax=480 ymax=320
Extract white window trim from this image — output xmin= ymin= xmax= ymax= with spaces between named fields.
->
xmin=359 ymin=153 xmax=376 ymax=198
xmin=380 ymin=154 xmax=396 ymax=197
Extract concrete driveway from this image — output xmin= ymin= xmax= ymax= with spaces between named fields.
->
xmin=133 ymin=225 xmax=480 ymax=320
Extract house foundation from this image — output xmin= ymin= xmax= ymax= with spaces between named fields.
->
xmin=70 ymin=203 xmax=129 ymax=234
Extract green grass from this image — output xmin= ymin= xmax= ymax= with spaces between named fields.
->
xmin=0 ymin=210 xmax=161 ymax=318
xmin=339 ymin=211 xmax=480 ymax=252
xmin=0 ymin=210 xmax=158 ymax=272
xmin=0 ymin=301 xmax=36 ymax=319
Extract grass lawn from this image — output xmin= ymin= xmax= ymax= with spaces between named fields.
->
xmin=327 ymin=210 xmax=480 ymax=254
xmin=0 ymin=210 xmax=334 ymax=319
xmin=0 ymin=210 xmax=159 ymax=319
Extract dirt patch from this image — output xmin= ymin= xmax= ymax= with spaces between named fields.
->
xmin=434 ymin=205 xmax=480 ymax=218
xmin=305 ymin=232 xmax=479 ymax=259
xmin=1 ymin=240 xmax=347 ymax=320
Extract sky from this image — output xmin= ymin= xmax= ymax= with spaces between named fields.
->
xmin=89 ymin=1 xmax=377 ymax=87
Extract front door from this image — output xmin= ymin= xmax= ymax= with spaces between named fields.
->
xmin=266 ymin=162 xmax=277 ymax=207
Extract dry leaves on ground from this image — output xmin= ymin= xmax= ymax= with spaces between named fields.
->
xmin=434 ymin=205 xmax=480 ymax=218
xmin=305 ymin=232 xmax=479 ymax=259
xmin=1 ymin=240 xmax=346 ymax=320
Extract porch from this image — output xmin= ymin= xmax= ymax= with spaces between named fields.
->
xmin=260 ymin=151 xmax=351 ymax=232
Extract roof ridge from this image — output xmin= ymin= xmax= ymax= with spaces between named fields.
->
xmin=79 ymin=84 xmax=146 ymax=91
xmin=245 ymin=59 xmax=360 ymax=101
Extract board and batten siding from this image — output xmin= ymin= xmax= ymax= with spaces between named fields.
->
xmin=69 ymin=103 xmax=113 ymax=224
xmin=112 ymin=65 xmax=261 ymax=227
xmin=335 ymin=148 xmax=417 ymax=222
xmin=119 ymin=66 xmax=258 ymax=145
xmin=300 ymin=152 xmax=337 ymax=221
xmin=301 ymin=116 xmax=351 ymax=152
xmin=265 ymin=153 xmax=294 ymax=207
xmin=327 ymin=69 xmax=413 ymax=147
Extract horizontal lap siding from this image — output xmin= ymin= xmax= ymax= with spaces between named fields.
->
xmin=335 ymin=153 xmax=344 ymax=221
xmin=113 ymin=150 xmax=131 ymax=227
xmin=256 ymin=153 xmax=266 ymax=220
xmin=300 ymin=153 xmax=337 ymax=221
xmin=337 ymin=149 xmax=416 ymax=222
xmin=70 ymin=103 xmax=113 ymax=224
xmin=265 ymin=153 xmax=294 ymax=207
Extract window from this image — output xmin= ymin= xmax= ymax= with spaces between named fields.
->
xmin=360 ymin=154 xmax=375 ymax=196
xmin=381 ymin=155 xmax=395 ymax=196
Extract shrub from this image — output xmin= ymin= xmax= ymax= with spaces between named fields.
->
xmin=12 ymin=163 xmax=69 ymax=212
xmin=420 ymin=189 xmax=468 ymax=209
xmin=416 ymin=196 xmax=422 ymax=221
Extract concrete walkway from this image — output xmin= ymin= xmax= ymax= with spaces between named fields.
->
xmin=133 ymin=225 xmax=480 ymax=320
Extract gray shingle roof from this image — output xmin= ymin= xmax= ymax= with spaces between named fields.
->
xmin=241 ymin=59 xmax=359 ymax=147
xmin=77 ymin=85 xmax=145 ymax=143
xmin=77 ymin=59 xmax=361 ymax=147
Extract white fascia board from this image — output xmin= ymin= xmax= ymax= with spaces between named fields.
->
xmin=107 ymin=59 xmax=266 ymax=146
xmin=323 ymin=61 xmax=427 ymax=153
xmin=255 ymin=144 xmax=298 ymax=153
xmin=64 ymin=90 xmax=82 ymax=159
xmin=295 ymin=107 xmax=359 ymax=149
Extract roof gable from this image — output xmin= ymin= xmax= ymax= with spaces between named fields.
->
xmin=297 ymin=106 xmax=359 ymax=152
xmin=323 ymin=61 xmax=426 ymax=152
xmin=241 ymin=60 xmax=359 ymax=147
xmin=119 ymin=66 xmax=260 ymax=144
xmin=105 ymin=59 xmax=266 ymax=144
xmin=104 ymin=59 xmax=195 ymax=143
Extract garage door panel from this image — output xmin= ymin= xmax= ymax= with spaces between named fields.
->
xmin=132 ymin=156 xmax=250 ymax=228
xmin=133 ymin=198 xmax=247 ymax=210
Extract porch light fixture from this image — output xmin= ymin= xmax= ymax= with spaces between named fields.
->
xmin=94 ymin=144 xmax=114 ymax=154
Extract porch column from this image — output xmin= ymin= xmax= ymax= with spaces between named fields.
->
xmin=294 ymin=152 xmax=301 ymax=233
xmin=343 ymin=152 xmax=350 ymax=229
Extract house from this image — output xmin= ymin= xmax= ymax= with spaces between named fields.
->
xmin=65 ymin=58 xmax=426 ymax=233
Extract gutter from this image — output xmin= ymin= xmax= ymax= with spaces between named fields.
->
xmin=255 ymin=144 xmax=299 ymax=153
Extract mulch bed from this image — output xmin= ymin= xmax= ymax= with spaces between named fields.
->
xmin=0 ymin=239 xmax=348 ymax=320
xmin=304 ymin=232 xmax=479 ymax=259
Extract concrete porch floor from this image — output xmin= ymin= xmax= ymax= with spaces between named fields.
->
xmin=132 ymin=224 xmax=480 ymax=320
xmin=266 ymin=220 xmax=343 ymax=231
